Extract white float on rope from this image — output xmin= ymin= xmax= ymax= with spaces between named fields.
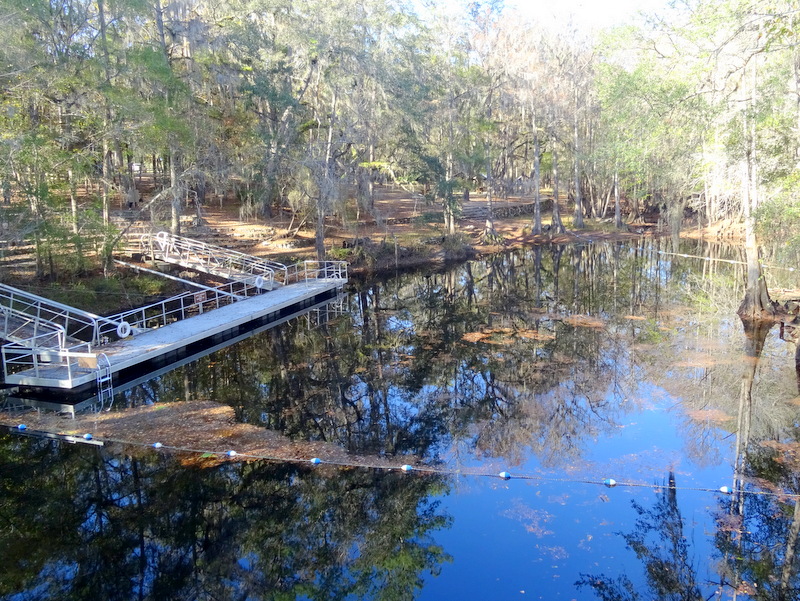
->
xmin=226 ymin=450 xmax=237 ymax=457
xmin=400 ymin=464 xmax=414 ymax=472
xmin=152 ymin=442 xmax=163 ymax=449
xmin=603 ymin=478 xmax=617 ymax=488
xmin=499 ymin=471 xmax=511 ymax=480
xmin=310 ymin=457 xmax=322 ymax=465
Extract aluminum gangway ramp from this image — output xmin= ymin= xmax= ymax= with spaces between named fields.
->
xmin=140 ymin=231 xmax=290 ymax=290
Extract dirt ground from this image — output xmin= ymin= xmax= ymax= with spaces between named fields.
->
xmin=194 ymin=187 xmax=651 ymax=269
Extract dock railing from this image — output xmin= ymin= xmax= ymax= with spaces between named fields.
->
xmin=0 ymin=305 xmax=68 ymax=348
xmin=0 ymin=283 xmax=131 ymax=346
xmin=0 ymin=255 xmax=347 ymax=354
xmin=107 ymin=278 xmax=263 ymax=333
xmin=2 ymin=331 xmax=95 ymax=387
xmin=299 ymin=260 xmax=348 ymax=283
xmin=143 ymin=232 xmax=290 ymax=288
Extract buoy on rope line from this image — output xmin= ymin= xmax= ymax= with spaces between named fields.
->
xmin=719 ymin=486 xmax=732 ymax=494
xmin=152 ymin=442 xmax=163 ymax=449
xmin=310 ymin=457 xmax=322 ymax=465
xmin=603 ymin=478 xmax=617 ymax=488
xmin=226 ymin=450 xmax=237 ymax=457
xmin=400 ymin=464 xmax=414 ymax=472
xmin=499 ymin=471 xmax=511 ymax=480
xmin=17 ymin=424 xmax=26 ymax=431
xmin=83 ymin=433 xmax=93 ymax=441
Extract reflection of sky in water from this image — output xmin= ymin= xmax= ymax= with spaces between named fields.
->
xmin=423 ymin=382 xmax=736 ymax=599
xmin=6 ymin=240 xmax=800 ymax=600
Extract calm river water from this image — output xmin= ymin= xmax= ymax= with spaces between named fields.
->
xmin=3 ymin=238 xmax=800 ymax=600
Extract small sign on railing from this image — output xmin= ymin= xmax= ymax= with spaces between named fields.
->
xmin=194 ymin=291 xmax=207 ymax=305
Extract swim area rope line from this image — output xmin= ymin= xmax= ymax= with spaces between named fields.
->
xmin=653 ymin=249 xmax=798 ymax=274
xmin=8 ymin=424 xmax=799 ymax=501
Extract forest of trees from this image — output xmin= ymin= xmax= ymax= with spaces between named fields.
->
xmin=0 ymin=0 xmax=799 ymax=269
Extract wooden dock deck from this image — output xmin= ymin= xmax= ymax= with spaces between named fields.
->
xmin=5 ymin=278 xmax=344 ymax=390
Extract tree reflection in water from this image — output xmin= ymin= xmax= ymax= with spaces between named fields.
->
xmin=8 ymin=240 xmax=800 ymax=598
xmin=0 ymin=437 xmax=451 ymax=601
xmin=131 ymin=242 xmax=668 ymax=469
xmin=577 ymin=473 xmax=704 ymax=601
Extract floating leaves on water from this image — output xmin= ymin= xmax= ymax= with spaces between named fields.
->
xmin=686 ymin=409 xmax=734 ymax=424
xmin=534 ymin=544 xmax=568 ymax=560
xmin=502 ymin=499 xmax=554 ymax=537
xmin=516 ymin=329 xmax=556 ymax=341
xmin=462 ymin=332 xmax=488 ymax=343
xmin=563 ymin=315 xmax=605 ymax=329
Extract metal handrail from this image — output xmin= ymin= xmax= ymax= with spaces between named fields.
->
xmin=2 ymin=332 xmax=93 ymax=386
xmin=300 ymin=260 xmax=348 ymax=282
xmin=0 ymin=283 xmax=130 ymax=346
xmin=143 ymin=232 xmax=286 ymax=287
xmin=106 ymin=278 xmax=263 ymax=333
xmin=0 ymin=305 xmax=68 ymax=348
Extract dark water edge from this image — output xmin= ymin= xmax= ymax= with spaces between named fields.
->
xmin=2 ymin=238 xmax=800 ymax=600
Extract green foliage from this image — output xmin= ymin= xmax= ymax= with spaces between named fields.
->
xmin=414 ymin=212 xmax=443 ymax=225
xmin=0 ymin=0 xmax=798 ymax=259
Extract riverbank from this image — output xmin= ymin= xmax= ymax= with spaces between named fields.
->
xmin=0 ymin=187 xmax=739 ymax=314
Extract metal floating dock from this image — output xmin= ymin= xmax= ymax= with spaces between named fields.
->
xmin=1 ymin=233 xmax=347 ymax=391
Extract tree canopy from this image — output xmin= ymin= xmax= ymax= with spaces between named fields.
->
xmin=1 ymin=0 xmax=799 ymax=272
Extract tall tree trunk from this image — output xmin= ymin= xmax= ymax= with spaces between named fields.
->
xmin=737 ymin=216 xmax=774 ymax=320
xmin=170 ymin=145 xmax=182 ymax=235
xmin=316 ymin=89 xmax=338 ymax=261
xmin=532 ymin=108 xmax=542 ymax=234
xmin=614 ymin=169 xmax=622 ymax=229
xmin=68 ymin=168 xmax=85 ymax=272
xmin=573 ymin=84 xmax=584 ymax=228
xmin=551 ymin=136 xmax=564 ymax=234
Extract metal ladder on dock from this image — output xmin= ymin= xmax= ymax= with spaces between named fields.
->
xmin=96 ymin=353 xmax=114 ymax=408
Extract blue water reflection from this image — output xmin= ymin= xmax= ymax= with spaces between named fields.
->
xmin=3 ymin=239 xmax=800 ymax=600
xmin=424 ymin=393 xmax=734 ymax=599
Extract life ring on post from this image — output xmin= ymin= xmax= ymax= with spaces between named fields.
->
xmin=255 ymin=275 xmax=266 ymax=289
xmin=116 ymin=321 xmax=132 ymax=338
xmin=155 ymin=231 xmax=168 ymax=251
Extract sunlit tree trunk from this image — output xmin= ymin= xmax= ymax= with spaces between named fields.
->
xmin=614 ymin=169 xmax=622 ymax=229
xmin=573 ymin=83 xmax=584 ymax=228
xmin=737 ymin=217 xmax=774 ymax=320
xmin=551 ymin=134 xmax=564 ymax=234
xmin=170 ymin=146 xmax=182 ymax=235
xmin=532 ymin=108 xmax=542 ymax=234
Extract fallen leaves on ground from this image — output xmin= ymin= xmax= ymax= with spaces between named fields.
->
xmin=0 ymin=401 xmax=418 ymax=470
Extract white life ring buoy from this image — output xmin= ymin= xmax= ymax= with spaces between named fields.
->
xmin=155 ymin=231 xmax=168 ymax=250
xmin=255 ymin=275 xmax=265 ymax=289
xmin=116 ymin=321 xmax=132 ymax=338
